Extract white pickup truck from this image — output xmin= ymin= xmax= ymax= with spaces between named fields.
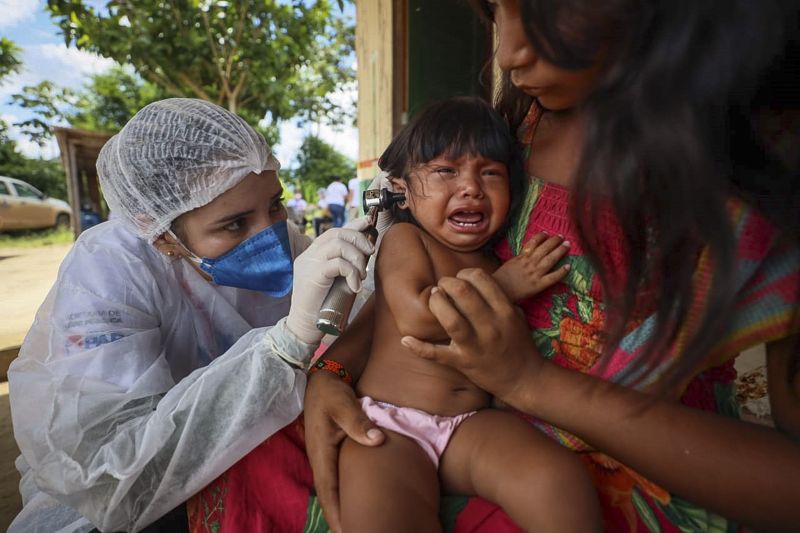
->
xmin=0 ymin=175 xmax=71 ymax=231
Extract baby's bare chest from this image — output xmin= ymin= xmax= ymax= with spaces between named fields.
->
xmin=423 ymin=238 xmax=499 ymax=281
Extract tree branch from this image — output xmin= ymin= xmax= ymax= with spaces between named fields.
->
xmin=229 ymin=70 xmax=249 ymax=113
xmin=221 ymin=4 xmax=249 ymax=112
xmin=199 ymin=7 xmax=229 ymax=100
xmin=139 ymin=67 xmax=185 ymax=98
xmin=175 ymin=72 xmax=213 ymax=102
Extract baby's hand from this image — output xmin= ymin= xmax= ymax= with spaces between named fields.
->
xmin=494 ymin=233 xmax=570 ymax=302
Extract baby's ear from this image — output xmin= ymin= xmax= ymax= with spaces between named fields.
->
xmin=388 ymin=177 xmax=409 ymax=209
xmin=387 ymin=175 xmax=402 ymax=189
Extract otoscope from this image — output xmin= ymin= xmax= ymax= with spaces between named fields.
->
xmin=316 ymin=187 xmax=405 ymax=336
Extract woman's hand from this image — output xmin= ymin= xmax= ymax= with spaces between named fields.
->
xmin=287 ymin=218 xmax=374 ymax=345
xmin=402 ymin=271 xmax=800 ymax=530
xmin=304 ymin=369 xmax=384 ymax=533
xmin=401 ymin=267 xmax=545 ymax=402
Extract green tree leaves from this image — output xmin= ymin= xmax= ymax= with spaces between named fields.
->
xmin=69 ymin=66 xmax=167 ymax=132
xmin=287 ymin=134 xmax=355 ymax=202
xmin=10 ymin=67 xmax=167 ymax=145
xmin=45 ymin=0 xmax=355 ymax=128
xmin=10 ymin=81 xmax=77 ymax=147
xmin=0 ymin=38 xmax=23 ymax=82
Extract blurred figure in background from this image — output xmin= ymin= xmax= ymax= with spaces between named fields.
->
xmin=312 ymin=187 xmax=332 ymax=237
xmin=324 ymin=175 xmax=347 ymax=228
xmin=286 ymin=191 xmax=308 ymax=231
xmin=79 ymin=201 xmax=102 ymax=231
xmin=347 ymin=174 xmax=362 ymax=222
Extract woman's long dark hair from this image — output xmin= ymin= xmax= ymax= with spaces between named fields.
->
xmin=472 ymin=0 xmax=800 ymax=392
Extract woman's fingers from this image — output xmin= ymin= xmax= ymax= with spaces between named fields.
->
xmin=450 ymin=268 xmax=515 ymax=316
xmin=342 ymin=216 xmax=370 ymax=232
xmin=316 ymin=225 xmax=375 ymax=256
xmin=316 ymin=232 xmax=375 ymax=292
xmin=328 ymin=397 xmax=385 ymax=448
xmin=321 ymin=233 xmax=374 ymax=264
xmin=304 ymin=372 xmax=383 ymax=533
xmin=334 ymin=225 xmax=375 ymax=255
xmin=426 ymin=285 xmax=474 ymax=342
xmin=400 ymin=335 xmax=453 ymax=363
xmin=308 ymin=431 xmax=343 ymax=533
xmin=319 ymin=256 xmax=366 ymax=293
xmin=423 ymin=270 xmax=511 ymax=349
xmin=409 ymin=268 xmax=541 ymax=398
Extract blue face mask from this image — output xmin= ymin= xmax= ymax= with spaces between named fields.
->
xmin=175 ymin=220 xmax=294 ymax=297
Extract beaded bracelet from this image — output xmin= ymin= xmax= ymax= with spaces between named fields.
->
xmin=308 ymin=359 xmax=353 ymax=385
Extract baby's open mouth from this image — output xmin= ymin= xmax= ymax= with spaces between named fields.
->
xmin=449 ymin=210 xmax=485 ymax=228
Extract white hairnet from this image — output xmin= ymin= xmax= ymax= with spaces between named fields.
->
xmin=97 ymin=98 xmax=280 ymax=242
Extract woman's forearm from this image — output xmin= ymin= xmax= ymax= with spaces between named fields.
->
xmin=406 ymin=268 xmax=800 ymax=529
xmin=505 ymin=360 xmax=800 ymax=530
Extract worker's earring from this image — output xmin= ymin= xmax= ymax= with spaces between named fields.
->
xmin=166 ymin=250 xmax=176 ymax=258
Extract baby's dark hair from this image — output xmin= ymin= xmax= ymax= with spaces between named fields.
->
xmin=378 ymin=96 xmax=526 ymax=235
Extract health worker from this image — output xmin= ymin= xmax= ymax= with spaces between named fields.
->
xmin=7 ymin=98 xmax=373 ymax=533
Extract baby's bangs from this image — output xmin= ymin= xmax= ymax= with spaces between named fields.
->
xmin=406 ymin=101 xmax=514 ymax=168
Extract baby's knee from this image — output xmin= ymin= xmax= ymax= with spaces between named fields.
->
xmin=491 ymin=447 xmax=598 ymax=528
xmin=528 ymin=453 xmax=601 ymax=530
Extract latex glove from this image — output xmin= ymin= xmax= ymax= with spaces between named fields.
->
xmin=287 ymin=218 xmax=374 ymax=345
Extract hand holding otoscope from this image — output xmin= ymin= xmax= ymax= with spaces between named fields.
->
xmin=316 ymin=187 xmax=405 ymax=335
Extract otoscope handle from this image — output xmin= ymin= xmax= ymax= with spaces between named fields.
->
xmin=316 ymin=224 xmax=379 ymax=336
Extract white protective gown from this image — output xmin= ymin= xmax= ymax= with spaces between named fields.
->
xmin=8 ymin=218 xmax=315 ymax=532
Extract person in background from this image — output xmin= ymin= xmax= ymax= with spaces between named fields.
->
xmin=312 ymin=187 xmax=333 ymax=237
xmin=79 ymin=201 xmax=102 ymax=231
xmin=286 ymin=191 xmax=308 ymax=231
xmin=325 ymin=175 xmax=348 ymax=228
xmin=7 ymin=98 xmax=374 ymax=533
xmin=347 ymin=174 xmax=362 ymax=221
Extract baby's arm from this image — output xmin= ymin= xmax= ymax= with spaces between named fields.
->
xmin=493 ymin=233 xmax=571 ymax=302
xmin=376 ymin=223 xmax=449 ymax=342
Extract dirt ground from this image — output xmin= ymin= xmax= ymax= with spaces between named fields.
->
xmin=0 ymin=244 xmax=72 ymax=350
xmin=0 ymin=244 xmax=71 ymax=530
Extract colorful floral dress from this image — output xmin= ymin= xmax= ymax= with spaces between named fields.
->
xmin=187 ymin=104 xmax=800 ymax=532
xmin=493 ymin=177 xmax=799 ymax=532
xmin=487 ymin=103 xmax=800 ymax=531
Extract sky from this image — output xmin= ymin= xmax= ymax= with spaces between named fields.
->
xmin=0 ymin=0 xmax=359 ymax=168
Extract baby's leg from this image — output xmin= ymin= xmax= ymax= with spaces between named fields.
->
xmin=339 ymin=429 xmax=442 ymax=533
xmin=440 ymin=409 xmax=601 ymax=532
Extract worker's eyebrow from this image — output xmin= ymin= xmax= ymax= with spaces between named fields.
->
xmin=212 ymin=209 xmax=254 ymax=225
